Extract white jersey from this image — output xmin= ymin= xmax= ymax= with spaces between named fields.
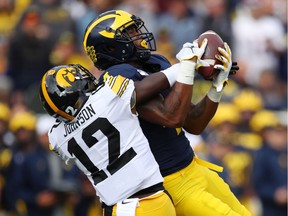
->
xmin=48 ymin=75 xmax=163 ymax=206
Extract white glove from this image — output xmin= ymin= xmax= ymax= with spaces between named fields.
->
xmin=176 ymin=39 xmax=209 ymax=69
xmin=174 ymin=39 xmax=209 ymax=85
xmin=212 ymin=42 xmax=232 ymax=92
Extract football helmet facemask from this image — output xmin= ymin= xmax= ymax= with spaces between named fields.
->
xmin=39 ymin=64 xmax=98 ymax=123
xmin=83 ymin=10 xmax=156 ymax=70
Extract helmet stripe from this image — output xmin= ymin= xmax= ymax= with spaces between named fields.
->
xmin=83 ymin=14 xmax=117 ymax=52
xmin=41 ymin=73 xmax=74 ymax=121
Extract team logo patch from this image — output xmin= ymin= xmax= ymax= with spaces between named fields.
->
xmin=55 ymin=67 xmax=76 ymax=88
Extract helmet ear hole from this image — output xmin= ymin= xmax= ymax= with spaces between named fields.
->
xmin=57 ymin=86 xmax=65 ymax=92
xmin=106 ymin=45 xmax=115 ymax=52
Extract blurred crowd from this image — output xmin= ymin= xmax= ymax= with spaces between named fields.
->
xmin=0 ymin=0 xmax=286 ymax=216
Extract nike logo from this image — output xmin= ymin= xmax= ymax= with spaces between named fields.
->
xmin=122 ymin=200 xmax=133 ymax=204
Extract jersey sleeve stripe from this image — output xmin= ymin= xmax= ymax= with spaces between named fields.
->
xmin=117 ymin=78 xmax=129 ymax=97
xmin=110 ymin=76 xmax=129 ymax=97
xmin=104 ymin=72 xmax=130 ymax=97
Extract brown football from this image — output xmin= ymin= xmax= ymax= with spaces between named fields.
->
xmin=197 ymin=30 xmax=224 ymax=80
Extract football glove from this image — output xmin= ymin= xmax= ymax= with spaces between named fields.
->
xmin=176 ymin=39 xmax=209 ymax=69
xmin=229 ymin=61 xmax=239 ymax=76
xmin=212 ymin=42 xmax=232 ymax=92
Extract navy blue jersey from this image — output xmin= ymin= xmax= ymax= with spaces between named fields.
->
xmin=99 ymin=54 xmax=194 ymax=176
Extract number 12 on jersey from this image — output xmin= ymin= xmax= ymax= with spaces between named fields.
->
xmin=67 ymin=118 xmax=137 ymax=185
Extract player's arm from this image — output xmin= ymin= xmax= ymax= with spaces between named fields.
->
xmin=135 ymin=40 xmax=208 ymax=127
xmin=135 ymin=80 xmax=193 ymax=127
xmin=183 ymin=42 xmax=234 ymax=134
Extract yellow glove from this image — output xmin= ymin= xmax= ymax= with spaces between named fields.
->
xmin=212 ymin=42 xmax=232 ymax=92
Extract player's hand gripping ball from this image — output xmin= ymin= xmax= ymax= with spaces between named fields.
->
xmin=197 ymin=30 xmax=225 ymax=80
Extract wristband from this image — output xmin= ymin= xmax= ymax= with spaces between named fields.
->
xmin=161 ymin=63 xmax=180 ymax=87
xmin=176 ymin=60 xmax=196 ymax=85
xmin=207 ymin=86 xmax=223 ymax=103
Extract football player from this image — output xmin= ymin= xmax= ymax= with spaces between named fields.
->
xmin=83 ymin=10 xmax=251 ymax=216
xmin=39 ymin=46 xmax=206 ymax=216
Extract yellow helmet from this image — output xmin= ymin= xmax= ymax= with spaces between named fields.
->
xmin=233 ymin=88 xmax=263 ymax=112
xmin=211 ymin=103 xmax=240 ymax=126
xmin=249 ymin=110 xmax=279 ymax=132
xmin=9 ymin=111 xmax=37 ymax=132
xmin=0 ymin=103 xmax=10 ymax=122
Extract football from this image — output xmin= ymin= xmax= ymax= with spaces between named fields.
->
xmin=197 ymin=30 xmax=224 ymax=80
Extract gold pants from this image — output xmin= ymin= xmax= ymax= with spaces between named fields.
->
xmin=109 ymin=191 xmax=176 ymax=216
xmin=163 ymin=157 xmax=252 ymax=216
